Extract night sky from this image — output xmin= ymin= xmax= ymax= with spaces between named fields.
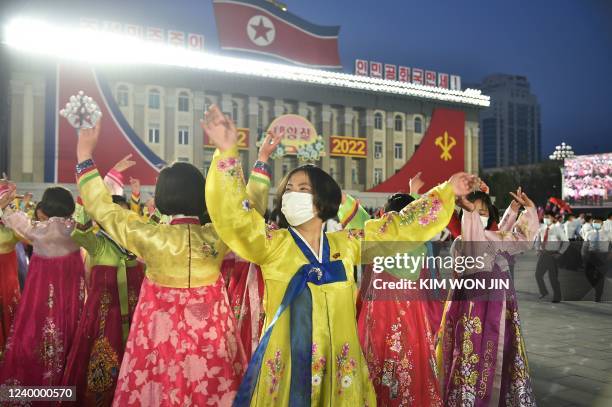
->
xmin=6 ymin=0 xmax=612 ymax=156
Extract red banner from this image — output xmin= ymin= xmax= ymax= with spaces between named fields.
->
xmin=367 ymin=108 xmax=465 ymax=193
xmin=213 ymin=0 xmax=341 ymax=68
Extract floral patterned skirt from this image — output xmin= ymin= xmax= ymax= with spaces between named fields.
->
xmin=62 ymin=264 xmax=144 ymax=406
xmin=359 ymin=297 xmax=443 ymax=407
xmin=437 ymin=272 xmax=536 ymax=407
xmin=111 ymin=276 xmax=246 ymax=407
xmin=225 ymin=259 xmax=264 ymax=359
xmin=0 ymin=251 xmax=20 ymax=359
xmin=0 ymin=251 xmax=85 ymax=387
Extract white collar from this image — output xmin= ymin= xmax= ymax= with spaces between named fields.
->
xmin=290 ymin=224 xmax=325 ymax=263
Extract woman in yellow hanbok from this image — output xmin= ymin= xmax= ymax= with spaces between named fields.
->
xmin=71 ymin=118 xmax=275 ymax=406
xmin=202 ymin=105 xmax=475 ymax=406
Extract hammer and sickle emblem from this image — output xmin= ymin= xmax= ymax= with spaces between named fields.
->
xmin=434 ymin=131 xmax=456 ymax=161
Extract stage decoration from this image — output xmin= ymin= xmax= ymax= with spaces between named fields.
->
xmin=260 ymin=114 xmax=325 ymax=162
xmin=59 ymin=91 xmax=102 ymax=130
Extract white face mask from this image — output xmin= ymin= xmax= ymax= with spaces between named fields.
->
xmin=593 ymin=223 xmax=602 ymax=230
xmin=543 ymin=218 xmax=552 ymax=226
xmin=281 ymin=192 xmax=315 ymax=226
xmin=480 ymin=216 xmax=489 ymax=228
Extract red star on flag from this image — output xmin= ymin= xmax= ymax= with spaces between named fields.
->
xmin=250 ymin=17 xmax=272 ymax=41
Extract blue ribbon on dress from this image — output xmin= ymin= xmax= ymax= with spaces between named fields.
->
xmin=233 ymin=227 xmax=347 ymax=407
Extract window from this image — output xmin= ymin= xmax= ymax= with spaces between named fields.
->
xmin=414 ymin=117 xmax=422 ymax=133
xmin=374 ymin=141 xmax=383 ymax=158
xmin=374 ymin=168 xmax=383 ymax=185
xmin=394 ymin=143 xmax=403 ymax=160
xmin=351 ymin=167 xmax=358 ymax=184
xmin=414 ymin=143 xmax=420 ymax=151
xmin=282 ymin=163 xmax=289 ymax=176
xmin=178 ymin=126 xmax=189 ymax=145
xmin=148 ymin=125 xmax=160 ymax=144
xmin=257 ymin=103 xmax=265 ymax=133
xmin=117 ymin=85 xmax=129 ymax=107
xmin=374 ymin=112 xmax=383 ymax=130
xmin=178 ymin=92 xmax=189 ymax=112
xmin=148 ymin=89 xmax=160 ymax=109
xmin=232 ymin=101 xmax=239 ymax=124
xmin=329 ymin=166 xmax=336 ymax=179
xmin=306 ymin=109 xmax=313 ymax=122
xmin=394 ymin=115 xmax=403 ymax=131
xmin=177 ymin=157 xmax=189 ymax=162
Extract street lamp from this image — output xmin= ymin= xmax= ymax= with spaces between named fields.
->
xmin=548 ymin=142 xmax=575 ymax=160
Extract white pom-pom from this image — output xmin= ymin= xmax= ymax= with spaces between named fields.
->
xmin=78 ymin=90 xmax=84 ymax=96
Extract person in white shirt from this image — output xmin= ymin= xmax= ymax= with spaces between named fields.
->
xmin=581 ymin=218 xmax=611 ymax=302
xmin=604 ymin=212 xmax=612 ymax=235
xmin=535 ymin=211 xmax=569 ymax=302
xmin=580 ymin=215 xmax=594 ymax=240
xmin=563 ymin=214 xmax=581 ymax=241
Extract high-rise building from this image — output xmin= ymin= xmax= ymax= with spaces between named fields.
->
xmin=476 ymin=74 xmax=541 ymax=168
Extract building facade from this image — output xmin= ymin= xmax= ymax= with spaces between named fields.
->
xmin=8 ymin=54 xmax=484 ymax=193
xmin=476 ymin=74 xmax=541 ymax=169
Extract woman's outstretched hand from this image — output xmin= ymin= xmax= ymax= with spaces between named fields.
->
xmin=0 ymin=180 xmax=16 ymax=209
xmin=77 ymin=121 xmax=101 ymax=163
xmin=258 ymin=129 xmax=283 ymax=163
xmin=112 ymin=154 xmax=136 ymax=173
xmin=448 ymin=172 xmax=477 ymax=197
xmin=509 ymin=188 xmax=535 ymax=208
xmin=200 ymin=104 xmax=237 ymax=152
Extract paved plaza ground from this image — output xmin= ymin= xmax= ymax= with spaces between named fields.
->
xmin=513 ymin=252 xmax=612 ymax=407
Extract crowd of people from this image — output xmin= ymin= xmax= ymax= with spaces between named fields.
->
xmin=563 ymin=153 xmax=612 ymax=205
xmin=0 ymin=104 xmax=609 ymax=406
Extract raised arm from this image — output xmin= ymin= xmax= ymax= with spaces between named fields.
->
xmin=244 ymin=130 xmax=278 ymax=216
xmin=203 ymin=106 xmax=283 ymax=265
xmin=499 ymin=188 xmax=522 ymax=232
xmin=76 ymin=123 xmax=157 ymax=259
xmin=363 ymin=173 xmax=474 ymax=243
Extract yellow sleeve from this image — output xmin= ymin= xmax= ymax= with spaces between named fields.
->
xmin=78 ymin=166 xmax=157 ymax=259
xmin=364 ymin=182 xmax=456 ymax=242
xmin=245 ymin=161 xmax=271 ymax=216
xmin=338 ymin=193 xmax=370 ymax=229
xmin=205 ymin=147 xmax=281 ymax=265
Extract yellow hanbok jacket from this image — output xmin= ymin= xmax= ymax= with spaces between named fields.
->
xmin=0 ymin=225 xmax=19 ymax=255
xmin=205 ymin=147 xmax=456 ymax=406
xmin=77 ymin=162 xmax=270 ymax=288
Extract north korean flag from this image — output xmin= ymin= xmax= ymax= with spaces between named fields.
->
xmin=213 ymin=0 xmax=342 ymax=69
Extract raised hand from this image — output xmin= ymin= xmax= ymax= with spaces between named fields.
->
xmin=509 ymin=188 xmax=535 ymax=208
xmin=479 ymin=180 xmax=490 ymax=194
xmin=509 ymin=187 xmax=522 ymax=211
xmin=145 ymin=197 xmax=156 ymax=215
xmin=200 ymin=104 xmax=237 ymax=152
xmin=129 ymin=177 xmax=141 ymax=196
xmin=113 ymin=154 xmax=136 ymax=173
xmin=258 ymin=129 xmax=283 ymax=163
xmin=448 ymin=172 xmax=477 ymax=197
xmin=409 ymin=171 xmax=424 ymax=195
xmin=456 ymin=195 xmax=476 ymax=212
xmin=0 ymin=180 xmax=16 ymax=209
xmin=77 ymin=121 xmax=101 ymax=163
